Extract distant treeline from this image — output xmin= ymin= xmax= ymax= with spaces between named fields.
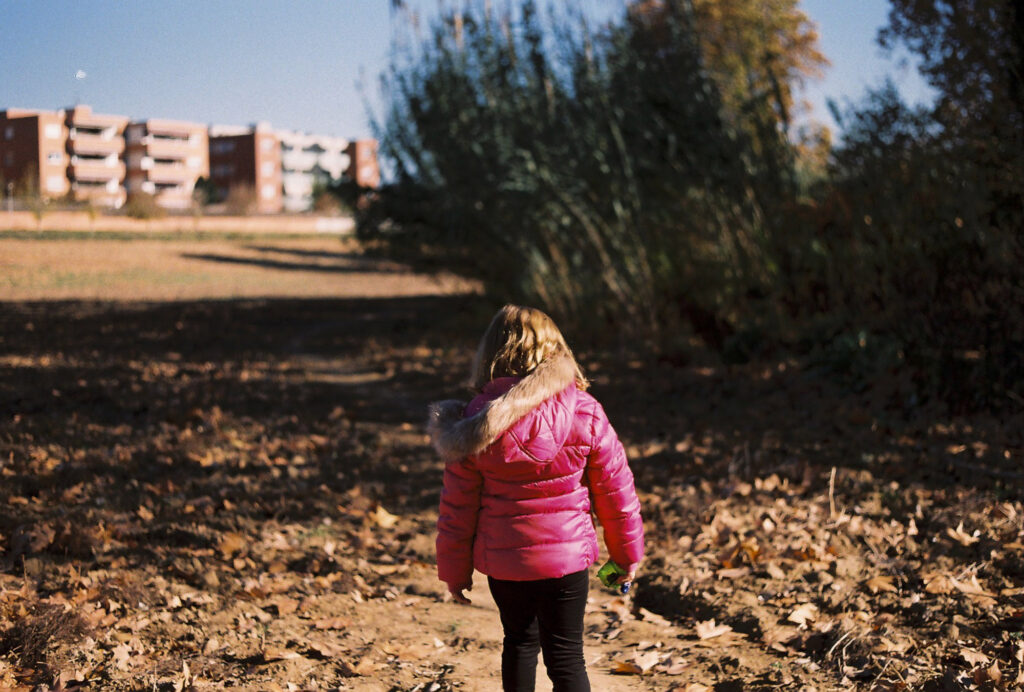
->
xmin=362 ymin=0 xmax=1023 ymax=412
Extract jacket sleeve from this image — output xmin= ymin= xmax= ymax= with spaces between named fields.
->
xmin=436 ymin=456 xmax=482 ymax=587
xmin=585 ymin=402 xmax=644 ymax=570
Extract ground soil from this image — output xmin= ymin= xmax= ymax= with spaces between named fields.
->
xmin=0 ymin=235 xmax=1022 ymax=691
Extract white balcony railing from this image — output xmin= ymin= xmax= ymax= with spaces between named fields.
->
xmin=282 ymin=150 xmax=319 ymax=172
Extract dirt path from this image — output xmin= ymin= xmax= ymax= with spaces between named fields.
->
xmin=0 ymin=236 xmax=1021 ymax=690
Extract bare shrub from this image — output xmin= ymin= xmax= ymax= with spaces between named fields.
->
xmin=225 ymin=184 xmax=257 ymax=216
xmin=0 ymin=602 xmax=89 ymax=667
xmin=124 ymin=191 xmax=167 ymax=220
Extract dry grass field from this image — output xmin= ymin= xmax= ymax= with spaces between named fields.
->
xmin=0 ymin=234 xmax=470 ymax=302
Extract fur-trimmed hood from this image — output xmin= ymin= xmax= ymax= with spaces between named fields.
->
xmin=427 ymin=355 xmax=578 ymax=462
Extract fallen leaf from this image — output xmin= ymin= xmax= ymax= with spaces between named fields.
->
xmin=873 ymin=635 xmax=912 ymax=654
xmin=658 ymin=657 xmax=689 ymax=675
xmin=219 ymin=532 xmax=246 ymax=559
xmin=947 ymin=521 xmax=980 ymax=546
xmin=611 ymin=650 xmax=661 ymax=675
xmin=368 ymin=504 xmax=399 ymax=529
xmin=26 ymin=524 xmax=56 ymax=553
xmin=262 ymin=647 xmax=300 ymax=663
xmin=268 ymin=596 xmax=298 ymax=616
xmin=111 ymin=642 xmax=132 ymax=671
xmin=951 ymin=574 xmax=994 ymax=597
xmin=961 ymin=648 xmax=990 ymax=666
xmin=788 ymin=603 xmax=818 ymax=626
xmin=762 ymin=625 xmax=800 ymax=653
xmin=307 ymin=640 xmax=344 ymax=659
xmin=612 ymin=660 xmax=644 ymax=675
xmin=638 ymin=607 xmax=672 ymax=627
xmin=973 ymin=661 xmax=1002 ymax=685
xmin=175 ymin=661 xmax=193 ymax=692
xmin=382 ymin=642 xmax=435 ymax=660
xmin=370 ymin=563 xmax=406 ymax=576
xmin=924 ymin=574 xmax=955 ymax=594
xmin=633 ymin=650 xmax=661 ymax=672
xmin=353 ymin=655 xmax=377 ymax=675
xmin=313 ymin=616 xmax=352 ymax=630
xmin=695 ymin=619 xmax=733 ymax=640
xmin=865 ymin=575 xmax=897 ymax=594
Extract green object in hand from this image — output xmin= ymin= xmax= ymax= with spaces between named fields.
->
xmin=597 ymin=560 xmax=629 ymax=593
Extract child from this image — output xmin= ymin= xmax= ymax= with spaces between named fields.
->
xmin=429 ymin=305 xmax=644 ymax=692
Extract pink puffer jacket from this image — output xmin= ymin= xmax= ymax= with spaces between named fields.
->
xmin=429 ymin=356 xmax=644 ymax=586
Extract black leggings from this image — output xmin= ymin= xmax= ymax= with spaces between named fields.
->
xmin=487 ymin=568 xmax=591 ymax=692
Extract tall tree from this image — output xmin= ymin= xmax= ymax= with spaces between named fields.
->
xmin=880 ymin=0 xmax=1024 ymax=207
xmin=628 ymin=0 xmax=827 ymax=128
xmin=881 ymin=0 xmax=1024 ymax=122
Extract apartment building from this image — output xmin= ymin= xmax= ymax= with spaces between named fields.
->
xmin=346 ymin=139 xmax=380 ymax=189
xmin=65 ymin=105 xmax=129 ymax=207
xmin=2 ymin=105 xmax=129 ymax=207
xmin=277 ymin=130 xmax=351 ymax=212
xmin=125 ymin=117 xmax=208 ymax=210
xmin=3 ymin=104 xmax=378 ymax=213
xmin=0 ymin=108 xmax=69 ymax=199
xmin=208 ymin=123 xmax=282 ymax=214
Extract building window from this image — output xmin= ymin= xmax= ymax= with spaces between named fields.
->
xmin=46 ymin=151 xmax=63 ymax=164
xmin=260 ymin=162 xmax=274 ymax=177
xmin=4 ymin=126 xmax=13 ymax=140
xmin=261 ymin=184 xmax=275 ymax=200
xmin=3 ymin=152 xmax=13 ymax=166
xmin=44 ymin=124 xmax=61 ymax=139
xmin=46 ymin=175 xmax=65 ymax=192
xmin=260 ymin=138 xmax=274 ymax=152
xmin=211 ymin=140 xmax=235 ymax=154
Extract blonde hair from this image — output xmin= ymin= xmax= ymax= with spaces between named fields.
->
xmin=470 ymin=305 xmax=589 ymax=391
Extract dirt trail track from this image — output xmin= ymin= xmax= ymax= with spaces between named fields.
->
xmin=0 ymin=236 xmax=1021 ymax=690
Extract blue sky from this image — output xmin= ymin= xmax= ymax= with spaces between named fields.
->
xmin=0 ymin=1 xmax=931 ymax=140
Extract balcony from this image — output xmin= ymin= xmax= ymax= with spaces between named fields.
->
xmin=68 ymin=119 xmax=123 ymax=135
xmin=137 ymin=136 xmax=197 ymax=158
xmin=282 ymin=173 xmax=313 ymax=197
xmin=68 ymin=132 xmax=125 ymax=155
xmin=282 ymin=150 xmax=319 ymax=172
xmin=71 ymin=179 xmax=123 ymax=195
xmin=147 ymin=162 xmax=196 ymax=183
xmin=70 ymin=157 xmax=125 ymax=180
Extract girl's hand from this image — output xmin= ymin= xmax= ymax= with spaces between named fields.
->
xmin=616 ymin=567 xmax=637 ymax=592
xmin=449 ymin=583 xmax=472 ymax=604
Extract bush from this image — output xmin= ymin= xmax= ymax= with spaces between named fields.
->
xmin=225 ymin=184 xmax=257 ymax=216
xmin=368 ymin=0 xmax=808 ymax=348
xmin=123 ymin=191 xmax=166 ymax=220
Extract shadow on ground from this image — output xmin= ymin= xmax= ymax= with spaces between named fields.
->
xmin=0 ymin=296 xmax=1021 ymax=689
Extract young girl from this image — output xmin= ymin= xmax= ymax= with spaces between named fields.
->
xmin=429 ymin=305 xmax=644 ymax=692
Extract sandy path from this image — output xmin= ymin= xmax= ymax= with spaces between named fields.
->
xmin=357 ymin=568 xmax=670 ymax=691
